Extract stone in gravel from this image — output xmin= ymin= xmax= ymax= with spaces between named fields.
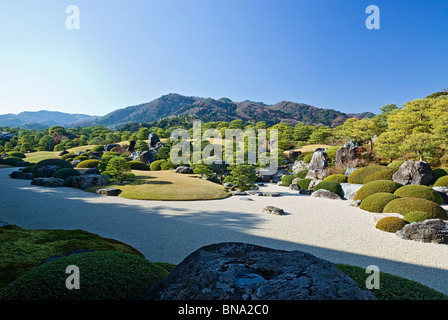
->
xmin=141 ymin=242 xmax=376 ymax=300
xmin=232 ymin=190 xmax=247 ymax=196
xmin=72 ymin=174 xmax=109 ymax=190
xmin=96 ymin=188 xmax=121 ymax=196
xmin=392 ymin=160 xmax=433 ymax=185
xmin=262 ymin=206 xmax=284 ymax=215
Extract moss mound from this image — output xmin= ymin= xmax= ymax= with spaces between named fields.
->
xmin=76 ymin=159 xmax=100 ymax=168
xmin=297 ymin=178 xmax=312 ymax=190
xmin=295 ymin=169 xmax=309 ymax=179
xmin=6 ymin=152 xmax=26 ymax=159
xmin=403 ymin=211 xmax=436 ymax=223
xmin=432 ymin=167 xmax=448 ymax=182
xmin=347 ymin=166 xmax=392 ymax=184
xmin=434 ymin=175 xmax=448 ymax=188
xmin=394 ymin=185 xmax=444 ymax=205
xmin=312 ymin=181 xmax=343 ymax=197
xmin=323 ymin=174 xmax=347 ymax=184
xmin=281 ymin=175 xmax=295 ymax=186
xmin=375 ymin=217 xmax=408 ymax=233
xmin=150 ymin=160 xmax=166 ymax=171
xmin=383 ymin=197 xmax=447 ymax=219
xmin=354 ymin=180 xmax=403 ymax=201
xmin=360 ymin=193 xmax=400 ymax=213
xmin=32 ymin=159 xmax=73 ymax=176
xmin=1 ymin=251 xmax=168 ymax=300
xmin=128 ymin=161 xmax=150 ymax=171
xmin=53 ymin=168 xmax=81 ymax=180
xmin=387 ymin=161 xmax=405 ymax=170
xmin=363 ymin=167 xmax=395 ymax=183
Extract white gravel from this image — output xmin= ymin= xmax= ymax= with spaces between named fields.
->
xmin=1 ymin=167 xmax=448 ymax=296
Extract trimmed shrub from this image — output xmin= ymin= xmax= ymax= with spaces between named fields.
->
xmin=0 ymin=251 xmax=169 ymax=300
xmin=403 ymin=211 xmax=435 ymax=223
xmin=312 ymin=181 xmax=343 ymax=197
xmin=297 ymin=178 xmax=312 ymax=190
xmin=347 ymin=165 xmax=391 ymax=184
xmin=3 ymin=157 xmax=23 ymax=166
xmin=363 ymin=168 xmax=395 ymax=183
xmin=6 ymin=152 xmax=26 ymax=159
xmin=128 ymin=161 xmax=150 ymax=171
xmin=432 ymin=167 xmax=448 ymax=182
xmin=91 ymin=145 xmax=105 ymax=152
xmin=375 ymin=217 xmax=408 ymax=233
xmin=303 ymin=153 xmax=313 ymax=164
xmin=354 ymin=180 xmax=403 ymax=201
xmin=433 ymin=175 xmax=448 ymax=187
xmin=281 ymin=175 xmax=295 ymax=186
xmin=53 ymin=168 xmax=81 ymax=180
xmin=21 ymin=166 xmax=33 ymax=173
xmin=360 ymin=193 xmax=400 ymax=213
xmin=160 ymin=159 xmax=178 ymax=171
xmin=387 ymin=161 xmax=405 ymax=170
xmin=32 ymin=159 xmax=73 ymax=176
xmin=76 ymin=160 xmax=100 ymax=169
xmin=295 ymin=169 xmax=309 ymax=179
xmin=73 ymin=155 xmax=89 ymax=161
xmin=150 ymin=160 xmax=166 ymax=171
xmin=63 ymin=176 xmax=75 ymax=187
xmin=61 ymin=153 xmax=77 ymax=161
xmin=393 ymin=185 xmax=444 ymax=205
xmin=323 ymin=174 xmax=347 ymax=184
xmin=383 ymin=197 xmax=447 ymax=219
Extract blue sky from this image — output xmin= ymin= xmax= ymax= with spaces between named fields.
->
xmin=0 ymin=0 xmax=447 ymax=116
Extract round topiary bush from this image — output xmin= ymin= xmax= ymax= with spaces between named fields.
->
xmin=3 ymin=157 xmax=23 ymax=166
xmin=359 ymin=193 xmax=400 ymax=213
xmin=387 ymin=160 xmax=405 ymax=170
xmin=375 ymin=217 xmax=408 ymax=233
xmin=73 ymin=155 xmax=89 ymax=161
xmin=128 ymin=161 xmax=150 ymax=171
xmin=312 ymin=181 xmax=343 ymax=197
xmin=297 ymin=178 xmax=312 ymax=190
xmin=6 ymin=152 xmax=26 ymax=159
xmin=403 ymin=211 xmax=436 ymax=223
xmin=302 ymin=153 xmax=314 ymax=164
xmin=61 ymin=153 xmax=77 ymax=161
xmin=0 ymin=251 xmax=169 ymax=300
xmin=363 ymin=168 xmax=395 ymax=183
xmin=393 ymin=185 xmax=444 ymax=205
xmin=32 ymin=159 xmax=73 ymax=176
xmin=383 ymin=197 xmax=447 ymax=219
xmin=150 ymin=160 xmax=166 ymax=171
xmin=76 ymin=160 xmax=100 ymax=169
xmin=323 ymin=174 xmax=347 ymax=184
xmin=431 ymin=167 xmax=448 ymax=182
xmin=347 ymin=166 xmax=392 ymax=184
xmin=354 ymin=180 xmax=403 ymax=201
xmin=433 ymin=175 xmax=448 ymax=188
xmin=91 ymin=145 xmax=105 ymax=152
xmin=53 ymin=168 xmax=81 ymax=180
xmin=295 ymin=169 xmax=309 ymax=179
xmin=63 ymin=176 xmax=75 ymax=187
xmin=281 ymin=175 xmax=295 ymax=186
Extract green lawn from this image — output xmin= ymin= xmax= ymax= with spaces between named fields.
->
xmin=85 ymin=170 xmax=230 ymax=201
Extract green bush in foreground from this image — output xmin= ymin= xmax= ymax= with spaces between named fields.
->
xmin=281 ymin=175 xmax=295 ymax=186
xmin=150 ymin=160 xmax=166 ymax=171
xmin=383 ymin=197 xmax=447 ymax=219
xmin=76 ymin=159 xmax=100 ymax=168
xmin=1 ymin=251 xmax=168 ymax=300
xmin=375 ymin=216 xmax=408 ymax=233
xmin=434 ymin=175 xmax=448 ymax=188
xmin=335 ymin=264 xmax=448 ymax=300
xmin=297 ymin=178 xmax=312 ymax=190
xmin=3 ymin=157 xmax=22 ymax=166
xmin=354 ymin=180 xmax=403 ymax=201
xmin=323 ymin=174 xmax=347 ymax=184
xmin=359 ymin=193 xmax=400 ymax=213
xmin=128 ymin=161 xmax=150 ymax=171
xmin=53 ymin=168 xmax=81 ymax=180
xmin=63 ymin=176 xmax=74 ymax=187
xmin=403 ymin=211 xmax=436 ymax=223
xmin=393 ymin=185 xmax=444 ymax=205
xmin=312 ymin=181 xmax=343 ymax=197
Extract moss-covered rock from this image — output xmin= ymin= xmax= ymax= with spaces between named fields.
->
xmin=360 ymin=193 xmax=400 ymax=213
xmin=393 ymin=185 xmax=444 ymax=205
xmin=354 ymin=180 xmax=403 ymax=201
xmin=432 ymin=167 xmax=448 ymax=182
xmin=128 ymin=161 xmax=150 ymax=171
xmin=375 ymin=217 xmax=408 ymax=233
xmin=312 ymin=181 xmax=343 ymax=198
xmin=383 ymin=197 xmax=447 ymax=219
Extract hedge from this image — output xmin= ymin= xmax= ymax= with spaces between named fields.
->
xmin=354 ymin=180 xmax=403 ymax=201
xmin=347 ymin=166 xmax=392 ymax=184
xmin=297 ymin=178 xmax=312 ymax=190
xmin=6 ymin=152 xmax=26 ymax=159
xmin=32 ymin=159 xmax=73 ymax=176
xmin=403 ymin=211 xmax=436 ymax=223
xmin=359 ymin=193 xmax=401 ymax=213
xmin=0 ymin=251 xmax=169 ymax=300
xmin=91 ymin=145 xmax=105 ymax=152
xmin=393 ymin=185 xmax=444 ymax=205
xmin=433 ymin=175 xmax=448 ymax=188
xmin=383 ymin=197 xmax=447 ymax=219
xmin=150 ymin=160 xmax=166 ymax=171
xmin=375 ymin=217 xmax=408 ymax=233
xmin=323 ymin=174 xmax=347 ymax=184
xmin=128 ymin=161 xmax=150 ymax=171
xmin=312 ymin=181 xmax=343 ymax=197
xmin=53 ymin=168 xmax=81 ymax=180
xmin=76 ymin=160 xmax=100 ymax=168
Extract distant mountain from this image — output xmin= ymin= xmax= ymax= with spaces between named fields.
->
xmin=94 ymin=93 xmax=375 ymax=128
xmin=0 ymin=110 xmax=98 ymax=129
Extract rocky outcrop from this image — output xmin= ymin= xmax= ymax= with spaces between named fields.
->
xmin=308 ymin=151 xmax=327 ymax=170
xmin=392 ymin=161 xmax=433 ymax=185
xmin=31 ymin=177 xmax=64 ymax=187
xmin=72 ymin=175 xmax=109 ymax=190
xmin=142 ymin=242 xmax=376 ymax=300
xmin=396 ymin=219 xmax=448 ymax=244
xmin=335 ymin=147 xmax=358 ymax=168
xmin=175 ymin=166 xmax=194 ymax=174
xmin=262 ymin=206 xmax=285 ymax=215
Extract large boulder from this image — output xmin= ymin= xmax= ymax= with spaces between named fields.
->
xmin=128 ymin=140 xmax=136 ymax=152
xmin=340 ymin=183 xmax=364 ymax=200
xmin=175 ymin=166 xmax=194 ymax=174
xmin=291 ymin=160 xmax=309 ymax=174
xmin=308 ymin=151 xmax=327 ymax=170
xmin=148 ymin=132 xmax=161 ymax=149
xmin=72 ymin=174 xmax=109 ymax=190
xmin=396 ymin=219 xmax=448 ymax=244
xmin=36 ymin=165 xmax=60 ymax=178
xmin=392 ymin=160 xmax=433 ymax=185
xmin=311 ymin=189 xmax=341 ymax=200
xmin=335 ymin=146 xmax=359 ymax=168
xmin=31 ymin=177 xmax=64 ymax=187
xmin=104 ymin=144 xmax=120 ymax=152
xmin=142 ymin=242 xmax=376 ymax=300
xmin=130 ymin=151 xmax=155 ymax=165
